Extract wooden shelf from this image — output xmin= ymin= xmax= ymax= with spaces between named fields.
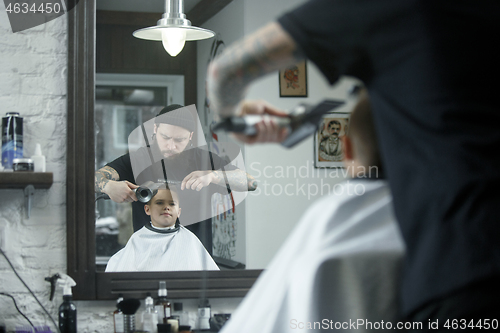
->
xmin=0 ymin=172 xmax=53 ymax=189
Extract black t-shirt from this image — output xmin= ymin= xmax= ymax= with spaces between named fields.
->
xmin=106 ymin=145 xmax=237 ymax=232
xmin=279 ymin=0 xmax=500 ymax=315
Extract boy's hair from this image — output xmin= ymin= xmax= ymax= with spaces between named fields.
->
xmin=347 ymin=90 xmax=382 ymax=170
xmin=145 ymin=183 xmax=179 ymax=206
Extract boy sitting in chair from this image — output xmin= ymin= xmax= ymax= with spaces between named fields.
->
xmin=106 ymin=184 xmax=219 ymax=272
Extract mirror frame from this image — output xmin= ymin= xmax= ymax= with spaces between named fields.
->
xmin=66 ymin=0 xmax=261 ymax=300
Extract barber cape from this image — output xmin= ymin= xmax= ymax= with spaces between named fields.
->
xmin=220 ymin=179 xmax=405 ymax=333
xmin=105 ymin=224 xmax=219 ymax=272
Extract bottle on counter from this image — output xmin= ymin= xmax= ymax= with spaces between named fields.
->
xmin=113 ymin=294 xmax=124 ymax=333
xmin=166 ymin=315 xmax=179 ymax=333
xmin=197 ymin=299 xmax=211 ymax=331
xmin=141 ymin=293 xmax=158 ymax=333
xmin=172 ymin=302 xmax=189 ymax=327
xmin=155 ymin=281 xmax=172 ymax=324
xmin=57 ymin=274 xmax=77 ymax=333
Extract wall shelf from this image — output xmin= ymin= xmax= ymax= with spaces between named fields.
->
xmin=0 ymin=172 xmax=53 ymax=219
xmin=0 ymin=172 xmax=53 ymax=189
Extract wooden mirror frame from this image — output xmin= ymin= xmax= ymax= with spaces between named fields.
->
xmin=66 ymin=0 xmax=261 ymax=300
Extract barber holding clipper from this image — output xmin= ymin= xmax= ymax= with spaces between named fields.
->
xmin=95 ymin=104 xmax=257 ymax=234
xmin=207 ymin=0 xmax=500 ymax=330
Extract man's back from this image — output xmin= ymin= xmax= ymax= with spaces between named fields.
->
xmin=221 ymin=179 xmax=404 ymax=333
xmin=278 ymin=0 xmax=500 ymax=315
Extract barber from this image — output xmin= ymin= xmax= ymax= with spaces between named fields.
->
xmin=207 ymin=0 xmax=500 ymax=329
xmin=95 ymin=104 xmax=257 ymax=232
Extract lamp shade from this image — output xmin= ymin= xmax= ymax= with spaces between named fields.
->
xmin=132 ymin=0 xmax=215 ymax=56
xmin=133 ymin=25 xmax=215 ymax=41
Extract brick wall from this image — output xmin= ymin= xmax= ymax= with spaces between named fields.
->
xmin=0 ymin=3 xmax=69 ymax=331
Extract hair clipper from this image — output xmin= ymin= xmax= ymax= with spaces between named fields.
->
xmin=211 ymin=99 xmax=344 ymax=148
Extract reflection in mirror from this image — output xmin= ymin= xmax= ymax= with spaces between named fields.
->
xmin=68 ymin=0 xmax=260 ymax=301
xmin=104 ymin=185 xmax=220 ymax=272
xmin=94 ymin=78 xmax=250 ymax=272
xmin=95 ymin=73 xmax=185 ymax=268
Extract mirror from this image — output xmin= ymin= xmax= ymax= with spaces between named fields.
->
xmin=94 ymin=75 xmax=247 ymax=271
xmin=94 ymin=73 xmax=186 ymax=267
xmin=67 ymin=0 xmax=260 ymax=300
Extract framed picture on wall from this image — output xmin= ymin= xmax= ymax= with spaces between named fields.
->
xmin=279 ymin=61 xmax=308 ymax=97
xmin=314 ymin=112 xmax=350 ymax=168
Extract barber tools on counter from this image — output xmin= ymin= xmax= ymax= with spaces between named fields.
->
xmin=117 ymin=298 xmax=141 ymax=333
xmin=155 ymin=281 xmax=172 ymax=325
xmin=141 ymin=293 xmax=158 ymax=332
xmin=172 ymin=302 xmax=189 ymax=329
xmin=113 ymin=294 xmax=125 ymax=333
xmin=56 ymin=274 xmax=77 ymax=333
xmin=211 ymin=100 xmax=344 ymax=148
xmin=197 ymin=299 xmax=211 ymax=331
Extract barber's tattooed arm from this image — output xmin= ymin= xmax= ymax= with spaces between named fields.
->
xmin=207 ymin=22 xmax=305 ymax=117
xmin=95 ymin=166 xmax=119 ymax=193
xmin=212 ymin=170 xmax=258 ymax=191
xmin=181 ymin=170 xmax=258 ymax=192
xmin=95 ymin=166 xmax=139 ymax=203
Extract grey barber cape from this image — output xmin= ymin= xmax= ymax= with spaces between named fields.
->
xmin=220 ymin=179 xmax=405 ymax=333
xmin=105 ymin=223 xmax=219 ymax=272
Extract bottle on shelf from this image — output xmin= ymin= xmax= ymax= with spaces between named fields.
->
xmin=141 ymin=293 xmax=158 ymax=333
xmin=155 ymin=281 xmax=172 ymax=324
xmin=31 ymin=143 xmax=46 ymax=172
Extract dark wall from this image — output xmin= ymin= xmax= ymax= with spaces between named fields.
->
xmin=96 ymin=10 xmax=197 ymax=106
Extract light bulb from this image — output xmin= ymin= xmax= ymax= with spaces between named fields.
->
xmin=161 ymin=28 xmax=186 ymax=57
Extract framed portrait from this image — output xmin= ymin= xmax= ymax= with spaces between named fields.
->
xmin=279 ymin=61 xmax=308 ymax=97
xmin=314 ymin=112 xmax=350 ymax=168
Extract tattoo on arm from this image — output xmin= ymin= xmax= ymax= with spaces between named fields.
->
xmin=208 ymin=22 xmax=305 ymax=117
xmin=211 ymin=170 xmax=258 ymax=191
xmin=95 ymin=166 xmax=119 ymax=193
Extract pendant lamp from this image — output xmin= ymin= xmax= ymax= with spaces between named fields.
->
xmin=133 ymin=0 xmax=215 ymax=57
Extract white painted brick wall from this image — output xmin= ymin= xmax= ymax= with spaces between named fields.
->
xmin=0 ymin=1 xmax=69 ymax=331
xmin=0 ymin=3 xmax=242 ymax=332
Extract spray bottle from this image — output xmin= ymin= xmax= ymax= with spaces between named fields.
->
xmin=57 ymin=273 xmax=77 ymax=333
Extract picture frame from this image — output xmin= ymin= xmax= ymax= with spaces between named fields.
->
xmin=279 ymin=61 xmax=308 ymax=97
xmin=314 ymin=112 xmax=351 ymax=168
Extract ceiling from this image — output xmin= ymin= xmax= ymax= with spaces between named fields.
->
xmin=96 ymin=0 xmax=203 ymax=13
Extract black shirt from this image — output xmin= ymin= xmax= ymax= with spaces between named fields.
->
xmin=279 ymin=0 xmax=500 ymax=315
xmin=107 ymin=145 xmax=237 ymax=232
